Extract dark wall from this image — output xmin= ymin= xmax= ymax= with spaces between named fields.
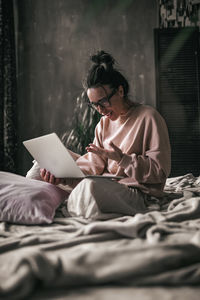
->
xmin=14 ymin=0 xmax=157 ymax=175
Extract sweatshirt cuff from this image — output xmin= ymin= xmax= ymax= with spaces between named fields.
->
xmin=118 ymin=153 xmax=134 ymax=169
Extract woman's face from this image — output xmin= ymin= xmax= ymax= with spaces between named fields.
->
xmin=87 ymin=85 xmax=129 ymax=121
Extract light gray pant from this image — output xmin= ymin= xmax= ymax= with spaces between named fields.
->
xmin=67 ymin=178 xmax=148 ymax=220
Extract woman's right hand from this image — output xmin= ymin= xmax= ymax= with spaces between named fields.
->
xmin=40 ymin=168 xmax=63 ymax=185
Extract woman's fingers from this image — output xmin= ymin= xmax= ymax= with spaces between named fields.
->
xmin=86 ymin=144 xmax=103 ymax=155
xmin=86 ymin=142 xmax=123 ymax=162
xmin=88 ymin=144 xmax=101 ymax=152
xmin=40 ymin=168 xmax=46 ymax=178
xmin=109 ymin=141 xmax=121 ymax=153
xmin=86 ymin=148 xmax=96 ymax=154
xmin=109 ymin=142 xmax=123 ymax=162
xmin=40 ymin=168 xmax=60 ymax=184
xmin=49 ymin=174 xmax=56 ymax=184
xmin=44 ymin=171 xmax=50 ymax=182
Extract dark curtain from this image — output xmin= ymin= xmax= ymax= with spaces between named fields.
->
xmin=0 ymin=0 xmax=17 ymax=173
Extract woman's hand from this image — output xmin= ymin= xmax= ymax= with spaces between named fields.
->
xmin=86 ymin=141 xmax=123 ymax=162
xmin=40 ymin=169 xmax=82 ymax=188
xmin=40 ymin=169 xmax=62 ymax=185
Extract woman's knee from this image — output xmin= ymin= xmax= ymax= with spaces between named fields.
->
xmin=67 ymin=178 xmax=101 ymax=219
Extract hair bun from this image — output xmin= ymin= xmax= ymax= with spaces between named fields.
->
xmin=90 ymin=50 xmax=115 ymax=70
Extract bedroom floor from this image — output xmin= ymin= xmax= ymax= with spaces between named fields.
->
xmin=30 ymin=286 xmax=200 ymax=300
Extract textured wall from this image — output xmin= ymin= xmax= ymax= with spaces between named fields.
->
xmin=14 ymin=0 xmax=157 ymax=175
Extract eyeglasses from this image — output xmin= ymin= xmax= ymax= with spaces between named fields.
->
xmin=88 ymin=89 xmax=117 ymax=110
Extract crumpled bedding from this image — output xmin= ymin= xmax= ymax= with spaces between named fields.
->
xmin=0 ymin=173 xmax=200 ymax=299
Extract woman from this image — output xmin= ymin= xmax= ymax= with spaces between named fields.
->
xmin=27 ymin=50 xmax=171 ymax=219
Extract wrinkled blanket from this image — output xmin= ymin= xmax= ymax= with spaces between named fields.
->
xmin=0 ymin=173 xmax=200 ymax=299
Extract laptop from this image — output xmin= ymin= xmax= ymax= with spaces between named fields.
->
xmin=23 ymin=133 xmax=123 ymax=179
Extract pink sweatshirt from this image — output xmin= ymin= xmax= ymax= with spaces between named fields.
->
xmin=76 ymin=105 xmax=171 ymax=197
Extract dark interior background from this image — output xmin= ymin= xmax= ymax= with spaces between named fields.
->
xmin=13 ymin=0 xmax=157 ymax=176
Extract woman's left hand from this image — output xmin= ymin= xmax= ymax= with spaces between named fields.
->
xmin=86 ymin=141 xmax=123 ymax=162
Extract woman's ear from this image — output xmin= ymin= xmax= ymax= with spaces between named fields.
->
xmin=118 ymin=85 xmax=124 ymax=98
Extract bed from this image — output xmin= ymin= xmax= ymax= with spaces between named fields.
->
xmin=0 ymin=172 xmax=200 ymax=300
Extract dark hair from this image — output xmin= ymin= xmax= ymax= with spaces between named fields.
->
xmin=83 ymin=50 xmax=129 ymax=99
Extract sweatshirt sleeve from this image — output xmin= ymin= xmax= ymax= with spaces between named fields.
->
xmin=76 ymin=121 xmax=107 ymax=175
xmin=26 ymin=160 xmax=42 ymax=180
xmin=118 ymin=110 xmax=171 ymax=185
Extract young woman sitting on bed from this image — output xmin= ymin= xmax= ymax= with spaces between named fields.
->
xmin=27 ymin=50 xmax=171 ymax=219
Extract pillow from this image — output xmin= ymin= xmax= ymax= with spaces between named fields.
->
xmin=0 ymin=171 xmax=69 ymax=224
